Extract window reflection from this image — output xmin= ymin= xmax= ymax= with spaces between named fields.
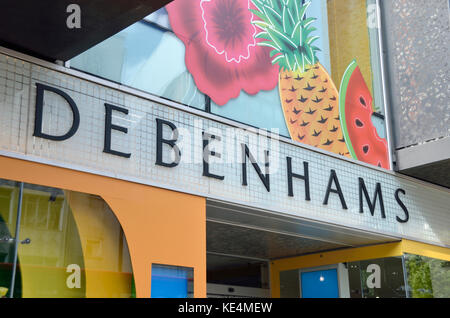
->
xmin=405 ymin=254 xmax=450 ymax=298
xmin=0 ymin=178 xmax=134 ymax=298
xmin=348 ymin=257 xmax=406 ymax=298
xmin=70 ymin=18 xmax=206 ymax=110
xmin=0 ymin=180 xmax=21 ymax=298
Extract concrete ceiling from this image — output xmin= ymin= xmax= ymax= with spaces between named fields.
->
xmin=206 ymin=199 xmax=399 ymax=261
xmin=0 ymin=0 xmax=173 ymax=62
xmin=207 ymin=221 xmax=345 ymax=260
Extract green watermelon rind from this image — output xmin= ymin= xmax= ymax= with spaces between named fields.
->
xmin=339 ymin=59 xmax=358 ymax=160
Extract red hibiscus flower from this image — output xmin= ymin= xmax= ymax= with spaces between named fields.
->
xmin=166 ymin=0 xmax=279 ymax=105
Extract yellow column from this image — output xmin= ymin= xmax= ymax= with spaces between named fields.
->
xmin=327 ymin=0 xmax=373 ymax=94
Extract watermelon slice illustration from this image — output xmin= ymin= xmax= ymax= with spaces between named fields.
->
xmin=339 ymin=60 xmax=390 ymax=169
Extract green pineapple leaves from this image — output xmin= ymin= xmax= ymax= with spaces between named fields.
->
xmin=251 ymin=0 xmax=320 ymax=72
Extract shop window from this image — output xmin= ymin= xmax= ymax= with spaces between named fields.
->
xmin=280 ymin=258 xmax=408 ymax=298
xmin=279 ymin=269 xmax=300 ymax=298
xmin=0 ymin=178 xmax=134 ymax=298
xmin=151 ymin=264 xmax=193 ymax=298
xmin=404 ymin=254 xmax=450 ymax=298
xmin=348 ymin=257 xmax=406 ymax=298
xmin=0 ymin=180 xmax=21 ymax=298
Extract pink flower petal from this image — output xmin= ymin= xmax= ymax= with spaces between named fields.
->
xmin=167 ymin=0 xmax=279 ymax=105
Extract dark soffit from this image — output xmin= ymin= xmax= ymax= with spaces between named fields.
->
xmin=0 ymin=0 xmax=173 ymax=62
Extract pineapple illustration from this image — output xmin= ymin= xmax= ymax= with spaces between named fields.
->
xmin=251 ymin=0 xmax=350 ymax=157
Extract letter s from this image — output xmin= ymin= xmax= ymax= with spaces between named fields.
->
xmin=395 ymin=188 xmax=409 ymax=223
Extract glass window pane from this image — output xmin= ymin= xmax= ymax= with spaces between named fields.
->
xmin=71 ymin=17 xmax=206 ymax=110
xmin=347 ymin=262 xmax=362 ymax=298
xmin=151 ymin=264 xmax=193 ymax=298
xmin=279 ymin=269 xmax=300 ymax=298
xmin=348 ymin=257 xmax=406 ymax=298
xmin=404 ymin=254 xmax=450 ymax=298
xmin=211 ymin=89 xmax=290 ymax=138
xmin=0 ymin=178 xmax=135 ymax=298
xmin=0 ymin=180 xmax=21 ymax=298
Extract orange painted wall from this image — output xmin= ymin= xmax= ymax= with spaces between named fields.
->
xmin=0 ymin=155 xmax=207 ymax=298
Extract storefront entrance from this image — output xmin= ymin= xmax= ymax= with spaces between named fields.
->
xmin=205 ymin=200 xmax=450 ymax=298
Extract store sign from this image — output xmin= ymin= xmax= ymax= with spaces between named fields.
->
xmin=33 ymin=83 xmax=409 ymax=224
xmin=0 ymin=53 xmax=449 ymax=246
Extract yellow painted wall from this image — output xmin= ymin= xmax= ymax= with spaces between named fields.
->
xmin=0 ymin=155 xmax=206 ymax=298
xmin=327 ymin=0 xmax=373 ymax=94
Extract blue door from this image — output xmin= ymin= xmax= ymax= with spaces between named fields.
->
xmin=300 ymin=268 xmax=339 ymax=298
xmin=151 ymin=265 xmax=190 ymax=298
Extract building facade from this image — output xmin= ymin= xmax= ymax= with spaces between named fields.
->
xmin=0 ymin=0 xmax=449 ymax=298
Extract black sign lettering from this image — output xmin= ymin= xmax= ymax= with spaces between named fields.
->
xmin=202 ymin=132 xmax=224 ymax=180
xmin=395 ymin=188 xmax=410 ymax=223
xmin=286 ymin=157 xmax=310 ymax=201
xmin=103 ymin=103 xmax=131 ymax=158
xmin=241 ymin=144 xmax=270 ymax=192
xmin=156 ymin=118 xmax=181 ymax=168
xmin=359 ymin=178 xmax=386 ymax=218
xmin=323 ymin=169 xmax=348 ymax=210
xmin=34 ymin=83 xmax=80 ymax=141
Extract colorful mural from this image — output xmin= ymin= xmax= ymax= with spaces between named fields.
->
xmin=340 ymin=60 xmax=389 ymax=168
xmin=166 ymin=0 xmax=389 ymax=168
xmin=166 ymin=0 xmax=279 ymax=106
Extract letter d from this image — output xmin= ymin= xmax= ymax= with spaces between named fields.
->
xmin=34 ymin=83 xmax=80 ymax=141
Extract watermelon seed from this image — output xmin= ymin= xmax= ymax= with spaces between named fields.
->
xmin=355 ymin=119 xmax=364 ymax=127
xmin=360 ymin=96 xmax=367 ymax=107
xmin=363 ymin=145 xmax=369 ymax=154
